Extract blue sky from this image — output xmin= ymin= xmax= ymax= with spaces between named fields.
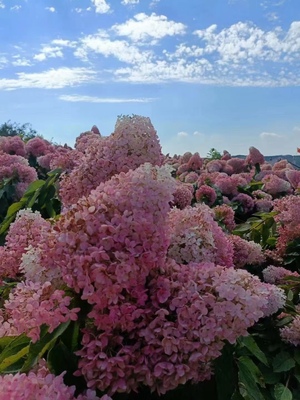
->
xmin=0 ymin=0 xmax=300 ymax=156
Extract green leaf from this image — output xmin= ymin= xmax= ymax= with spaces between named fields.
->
xmin=0 ymin=346 xmax=29 ymax=373
xmin=215 ymin=343 xmax=237 ymax=400
xmin=0 ymin=335 xmax=31 ymax=373
xmin=237 ymin=357 xmax=265 ymax=400
xmin=239 ymin=336 xmax=268 ymax=366
xmin=266 ymin=237 xmax=277 ymax=246
xmin=233 ymin=224 xmax=251 ymax=234
xmin=276 ymin=316 xmax=294 ymax=327
xmin=259 ymin=364 xmax=280 ymax=385
xmin=273 ymin=352 xmax=295 ymax=373
xmin=274 ymin=383 xmax=292 ymax=400
xmin=0 ymin=336 xmax=21 ymax=352
xmin=0 ymin=335 xmax=30 ymax=364
xmin=294 ymin=350 xmax=300 ymax=366
xmin=23 ymin=180 xmax=45 ymax=195
xmin=231 ymin=391 xmax=244 ymax=400
xmin=21 ymin=321 xmax=70 ymax=372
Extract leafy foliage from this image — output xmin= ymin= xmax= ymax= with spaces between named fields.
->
xmin=0 ymin=169 xmax=62 ymax=244
xmin=233 ymin=211 xmax=278 ymax=249
xmin=0 ymin=121 xmax=38 ymax=142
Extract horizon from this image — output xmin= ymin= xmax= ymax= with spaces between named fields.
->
xmin=0 ymin=0 xmax=300 ymax=156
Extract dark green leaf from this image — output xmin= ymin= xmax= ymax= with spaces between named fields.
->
xmin=215 ymin=343 xmax=237 ymax=400
xmin=239 ymin=336 xmax=268 ymax=366
xmin=274 ymin=383 xmax=292 ymax=400
xmin=21 ymin=321 xmax=70 ymax=372
xmin=273 ymin=352 xmax=295 ymax=373
xmin=237 ymin=356 xmax=265 ymax=400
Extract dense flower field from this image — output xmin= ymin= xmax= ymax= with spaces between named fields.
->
xmin=1 ymin=115 xmax=300 ymax=399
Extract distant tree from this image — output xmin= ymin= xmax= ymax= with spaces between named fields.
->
xmin=206 ymin=148 xmax=222 ymax=160
xmin=0 ymin=121 xmax=38 ymax=142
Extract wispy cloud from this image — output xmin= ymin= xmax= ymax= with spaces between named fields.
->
xmin=11 ymin=5 xmax=22 ymax=11
xmin=121 ymin=0 xmax=139 ymax=5
xmin=177 ymin=131 xmax=188 ymax=137
xmin=45 ymin=7 xmax=55 ymax=12
xmin=91 ymin=0 xmax=110 ymax=14
xmin=0 ymin=68 xmax=96 ymax=90
xmin=11 ymin=57 xmax=32 ymax=67
xmin=33 ymin=46 xmax=63 ymax=61
xmin=260 ymin=131 xmax=283 ymax=138
xmin=0 ymin=56 xmax=8 ymax=68
xmin=59 ymin=94 xmax=156 ymax=103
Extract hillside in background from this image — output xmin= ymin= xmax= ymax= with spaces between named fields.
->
xmin=235 ymin=154 xmax=300 ymax=168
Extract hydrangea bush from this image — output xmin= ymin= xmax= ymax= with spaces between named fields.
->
xmin=1 ymin=115 xmax=300 ymax=399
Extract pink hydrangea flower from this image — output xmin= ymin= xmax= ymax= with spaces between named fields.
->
xmin=213 ymin=204 xmax=236 ymax=232
xmin=246 ymin=146 xmax=265 ymax=165
xmin=280 ymin=311 xmax=300 ymax=346
xmin=228 ymin=235 xmax=265 ymax=268
xmin=3 ymin=280 xmax=80 ymax=342
xmin=0 ymin=369 xmax=107 ymax=400
xmin=0 ymin=135 xmax=26 ymax=157
xmin=172 ymin=184 xmax=193 ymax=209
xmin=60 ymin=115 xmax=164 ymax=206
xmin=167 ymin=204 xmax=234 ymax=267
xmin=262 ymin=265 xmax=300 ymax=284
xmin=195 ymin=185 xmax=217 ymax=206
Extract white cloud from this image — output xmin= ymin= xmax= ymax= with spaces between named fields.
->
xmin=261 ymin=0 xmax=287 ymax=9
xmin=45 ymin=7 xmax=55 ymax=12
xmin=33 ymin=46 xmax=64 ymax=61
xmin=74 ymin=31 xmax=153 ymax=64
xmin=0 ymin=56 xmax=8 ymax=68
xmin=194 ymin=21 xmax=300 ymax=64
xmin=112 ymin=13 xmax=186 ymax=43
xmin=0 ymin=68 xmax=96 ymax=90
xmin=51 ymin=39 xmax=77 ymax=48
xmin=266 ymin=12 xmax=279 ymax=22
xmin=11 ymin=5 xmax=22 ymax=11
xmin=59 ymin=94 xmax=156 ymax=103
xmin=177 ymin=131 xmax=188 ymax=137
xmin=91 ymin=0 xmax=110 ymax=14
xmin=0 ymin=1 xmax=5 ymax=9
xmin=293 ymin=126 xmax=300 ymax=132
xmin=121 ymin=0 xmax=139 ymax=4
xmin=260 ymin=131 xmax=283 ymax=138
xmin=12 ymin=57 xmax=32 ymax=67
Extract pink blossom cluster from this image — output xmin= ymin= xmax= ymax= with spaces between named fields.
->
xmin=213 ymin=204 xmax=236 ymax=232
xmin=172 ymin=183 xmax=193 ymax=209
xmin=262 ymin=265 xmax=300 ymax=284
xmin=0 ymin=153 xmax=37 ymax=198
xmin=0 ymin=209 xmax=51 ymax=282
xmin=273 ymin=195 xmax=300 ymax=256
xmin=0 ymin=369 xmax=107 ymax=400
xmin=0 ymin=136 xmax=26 ymax=157
xmin=246 ymin=146 xmax=265 ymax=165
xmin=43 ymin=163 xmax=176 ymax=306
xmin=25 ymin=137 xmax=52 ymax=158
xmin=2 ymin=280 xmax=79 ymax=342
xmin=76 ymin=260 xmax=285 ymax=395
xmin=167 ymin=204 xmax=234 ymax=267
xmin=280 ymin=309 xmax=300 ymax=346
xmin=232 ymin=193 xmax=255 ymax=214
xmin=195 ymin=184 xmax=217 ymax=206
xmin=59 ymin=115 xmax=164 ymax=206
xmin=262 ymin=174 xmax=292 ymax=197
xmin=228 ymin=235 xmax=265 ymax=268
xmin=252 ymin=190 xmax=273 ymax=212
xmin=75 ymin=131 xmax=102 ymax=153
